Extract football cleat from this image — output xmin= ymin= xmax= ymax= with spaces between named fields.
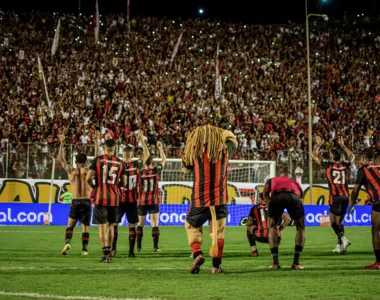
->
xmin=128 ymin=252 xmax=136 ymax=258
xmin=154 ymin=248 xmax=161 ymax=252
xmin=364 ymin=262 xmax=380 ymax=269
xmin=268 ymin=264 xmax=281 ymax=269
xmin=190 ymin=254 xmax=205 ymax=274
xmin=82 ymin=251 xmax=89 ymax=256
xmin=341 ymin=239 xmax=351 ymax=254
xmin=100 ymin=256 xmax=111 ymax=263
xmin=61 ymin=243 xmax=71 ymax=255
xmin=250 ymin=250 xmax=258 ymax=257
xmin=332 ymin=244 xmax=342 ymax=253
xmin=211 ymin=267 xmax=223 ymax=274
xmin=137 ymin=248 xmax=141 ymax=252
xmin=110 ymin=249 xmax=117 ymax=257
xmin=291 ymin=264 xmax=304 ymax=270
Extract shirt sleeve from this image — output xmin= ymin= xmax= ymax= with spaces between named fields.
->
xmin=354 ymin=167 xmax=366 ymax=187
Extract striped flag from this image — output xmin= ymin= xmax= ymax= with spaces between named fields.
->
xmin=214 ymin=43 xmax=222 ymax=101
xmin=95 ymin=0 xmax=100 ymax=43
xmin=127 ymin=0 xmax=130 ymax=25
xmin=51 ymin=18 xmax=61 ymax=56
xmin=37 ymin=56 xmax=54 ymax=118
xmin=170 ymin=31 xmax=183 ymax=66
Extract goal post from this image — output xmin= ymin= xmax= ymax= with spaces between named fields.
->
xmin=151 ymin=158 xmax=276 ymax=205
xmin=73 ymin=156 xmax=276 ymax=205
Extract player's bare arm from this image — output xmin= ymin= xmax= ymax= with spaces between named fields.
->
xmin=263 ymin=183 xmax=271 ymax=208
xmin=157 ymin=141 xmax=167 ymax=168
xmin=279 ymin=213 xmax=291 ymax=231
xmin=58 ymin=134 xmax=73 ymax=173
xmin=348 ymin=184 xmax=361 ymax=215
xmin=338 ymin=137 xmax=355 ymax=163
xmin=94 ymin=131 xmax=101 ymax=157
xmin=86 ymin=169 xmax=96 ymax=189
xmin=311 ymin=136 xmax=323 ymax=165
xmin=138 ymin=130 xmax=150 ymax=164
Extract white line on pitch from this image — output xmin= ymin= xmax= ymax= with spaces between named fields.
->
xmin=0 ymin=265 xmax=321 ymax=271
xmin=0 ymin=291 xmax=157 ymax=300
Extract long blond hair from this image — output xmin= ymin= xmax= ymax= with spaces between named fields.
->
xmin=183 ymin=124 xmax=229 ymax=166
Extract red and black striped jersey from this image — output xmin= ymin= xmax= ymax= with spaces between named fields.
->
xmin=121 ymin=159 xmax=142 ymax=204
xmin=90 ymin=154 xmax=125 ymax=207
xmin=355 ymin=162 xmax=380 ymax=201
xmin=139 ymin=164 xmax=163 ymax=206
xmin=191 ymin=152 xmax=229 ymax=208
xmin=322 ymin=161 xmax=350 ymax=197
xmin=249 ymin=203 xmax=280 ymax=239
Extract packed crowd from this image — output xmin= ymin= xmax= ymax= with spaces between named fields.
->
xmin=0 ymin=10 xmax=379 ymax=181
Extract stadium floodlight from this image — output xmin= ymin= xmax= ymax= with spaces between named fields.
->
xmin=199 ymin=9 xmax=204 ymax=14
xmin=305 ymin=0 xmax=329 ymax=204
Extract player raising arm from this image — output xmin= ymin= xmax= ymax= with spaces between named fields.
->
xmin=182 ymin=125 xmax=238 ymax=274
xmin=349 ymin=148 xmax=380 ymax=269
xmin=111 ymin=131 xmax=149 ymax=258
xmin=263 ymin=169 xmax=305 ymax=269
xmin=58 ymin=131 xmax=99 ymax=256
xmin=312 ymin=136 xmax=355 ymax=254
xmin=137 ymin=140 xmax=166 ymax=252
xmin=86 ymin=139 xmax=126 ymax=263
xmin=247 ymin=193 xmax=291 ymax=257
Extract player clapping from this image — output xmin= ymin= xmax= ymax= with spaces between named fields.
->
xmin=59 ymin=131 xmax=99 ymax=256
xmin=136 ymin=140 xmax=166 ymax=252
xmin=111 ymin=131 xmax=149 ymax=257
xmin=312 ymin=136 xmax=355 ymax=254
xmin=86 ymin=138 xmax=126 ymax=263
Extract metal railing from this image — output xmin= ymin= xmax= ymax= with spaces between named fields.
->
xmin=0 ymin=142 xmax=359 ymax=184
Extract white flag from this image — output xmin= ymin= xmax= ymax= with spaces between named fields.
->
xmin=170 ymin=31 xmax=183 ymax=65
xmin=19 ymin=50 xmax=24 ymax=60
xmin=51 ymin=18 xmax=61 ymax=56
xmin=215 ymin=43 xmax=222 ymax=101
xmin=37 ymin=56 xmax=54 ymax=118
xmin=3 ymin=37 xmax=8 ymax=46
xmin=95 ymin=0 xmax=100 ymax=43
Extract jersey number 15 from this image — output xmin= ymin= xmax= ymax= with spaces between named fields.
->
xmin=102 ymin=165 xmax=118 ymax=185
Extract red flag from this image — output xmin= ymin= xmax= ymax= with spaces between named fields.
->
xmin=95 ymin=0 xmax=100 ymax=43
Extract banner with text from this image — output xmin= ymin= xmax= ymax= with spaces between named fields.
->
xmin=0 ymin=203 xmax=372 ymax=226
xmin=0 ymin=179 xmax=372 ymax=205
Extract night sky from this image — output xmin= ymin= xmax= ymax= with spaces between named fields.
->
xmin=0 ymin=0 xmax=378 ymax=23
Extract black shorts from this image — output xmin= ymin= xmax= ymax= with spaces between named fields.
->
xmin=118 ymin=202 xmax=138 ymax=224
xmin=186 ymin=205 xmax=228 ymax=228
xmin=69 ymin=199 xmax=91 ymax=226
xmin=137 ymin=204 xmax=159 ymax=216
xmin=94 ymin=205 xmax=118 ymax=224
xmin=269 ymin=192 xmax=304 ymax=221
xmin=254 ymin=235 xmax=282 ymax=244
xmin=329 ymin=196 xmax=349 ymax=217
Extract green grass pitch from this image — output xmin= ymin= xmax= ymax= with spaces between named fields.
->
xmin=0 ymin=226 xmax=378 ymax=300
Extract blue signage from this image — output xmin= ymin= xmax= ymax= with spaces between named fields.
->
xmin=0 ymin=203 xmax=373 ymax=226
